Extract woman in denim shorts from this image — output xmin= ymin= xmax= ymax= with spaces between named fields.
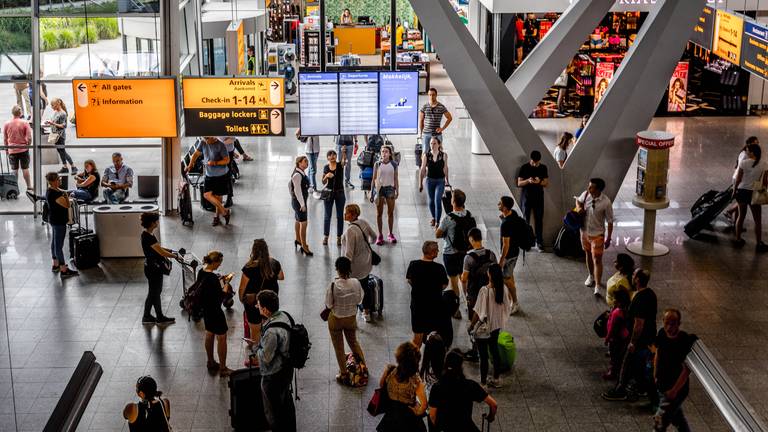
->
xmin=371 ymin=145 xmax=399 ymax=245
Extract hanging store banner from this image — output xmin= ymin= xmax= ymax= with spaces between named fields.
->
xmin=690 ymin=6 xmax=715 ymax=50
xmin=667 ymin=62 xmax=689 ymax=112
xmin=741 ymin=20 xmax=768 ymax=80
xmin=182 ymin=77 xmax=285 ymax=137
xmin=713 ymin=10 xmax=744 ymax=64
xmin=72 ymin=78 xmax=177 ymax=138
xmin=594 ymin=62 xmax=614 ymax=108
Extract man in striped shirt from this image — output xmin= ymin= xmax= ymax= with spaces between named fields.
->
xmin=419 ymin=88 xmax=453 ymax=145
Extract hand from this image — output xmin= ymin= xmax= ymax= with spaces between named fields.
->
xmin=627 ymin=342 xmax=635 ymax=353
xmin=300 ymin=206 xmax=306 ymax=212
xmin=665 ymin=389 xmax=678 ymax=400
xmin=435 ymin=127 xmax=443 ymax=133
xmin=605 ymin=238 xmax=612 ymax=249
xmin=394 ymin=190 xmax=399 ymax=199
xmin=327 ymin=173 xmax=334 ymax=178
xmin=419 ymin=185 xmax=423 ymax=193
xmin=486 ymin=413 xmax=495 ymax=423
xmin=369 ymin=195 xmax=374 ymax=203
xmin=44 ymin=120 xmax=51 ymax=125
xmin=207 ymin=160 xmax=215 ymax=166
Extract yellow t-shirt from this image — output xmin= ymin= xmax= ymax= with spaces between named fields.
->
xmin=396 ymin=25 xmax=404 ymax=47
xmin=606 ymin=272 xmax=630 ymax=307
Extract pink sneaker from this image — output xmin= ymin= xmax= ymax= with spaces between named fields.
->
xmin=388 ymin=233 xmax=397 ymax=244
xmin=375 ymin=234 xmax=384 ymax=245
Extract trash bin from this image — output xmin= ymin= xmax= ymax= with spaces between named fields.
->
xmin=93 ymin=204 xmax=160 ymax=257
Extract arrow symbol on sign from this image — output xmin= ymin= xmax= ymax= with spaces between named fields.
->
xmin=77 ymin=83 xmax=86 ymax=92
xmin=271 ymin=82 xmax=279 ymax=90
xmin=272 ymin=110 xmax=280 ymax=119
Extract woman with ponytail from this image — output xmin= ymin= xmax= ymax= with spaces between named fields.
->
xmin=197 ymin=250 xmax=234 ymax=376
xmin=123 ymin=375 xmax=172 ymax=431
xmin=45 ymin=97 xmax=76 ymax=175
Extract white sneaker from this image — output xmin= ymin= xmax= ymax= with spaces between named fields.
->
xmin=594 ymin=285 xmax=601 ymax=296
xmin=488 ymin=377 xmax=504 ymax=388
xmin=509 ymin=302 xmax=520 ymax=315
xmin=533 ymin=245 xmax=543 ymax=253
xmin=584 ymin=275 xmax=596 ymax=287
xmin=363 ymin=312 xmax=372 ymax=323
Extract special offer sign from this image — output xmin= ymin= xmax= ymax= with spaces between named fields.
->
xmin=667 ymin=62 xmax=689 ymax=113
xmin=594 ymin=62 xmax=615 ymax=108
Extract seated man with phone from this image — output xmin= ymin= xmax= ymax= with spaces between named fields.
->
xmin=102 ymin=152 xmax=134 ymax=204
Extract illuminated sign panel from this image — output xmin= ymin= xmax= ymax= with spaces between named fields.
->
xmin=741 ymin=20 xmax=768 ymax=79
xmin=713 ymin=10 xmax=743 ymax=64
xmin=690 ymin=6 xmax=715 ymax=50
xmin=72 ymin=78 xmax=177 ymax=138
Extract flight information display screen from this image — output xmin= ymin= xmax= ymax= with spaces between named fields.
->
xmin=298 ymin=72 xmax=340 ymax=136
xmin=339 ymin=72 xmax=379 ymax=135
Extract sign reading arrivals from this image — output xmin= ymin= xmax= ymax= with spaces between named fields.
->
xmin=741 ymin=20 xmax=768 ymax=80
xmin=72 ymin=78 xmax=177 ymax=138
xmin=182 ymin=77 xmax=285 ymax=137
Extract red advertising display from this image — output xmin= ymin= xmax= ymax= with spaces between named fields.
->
xmin=667 ymin=62 xmax=689 ymax=112
xmin=539 ymin=21 xmax=553 ymax=40
xmin=594 ymin=62 xmax=614 ymax=108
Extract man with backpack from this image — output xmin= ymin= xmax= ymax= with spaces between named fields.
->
xmin=436 ymin=189 xmax=475 ymax=319
xmin=255 ymin=290 xmax=298 ymax=432
xmin=499 ymin=196 xmax=533 ymax=315
xmin=460 ymin=228 xmax=497 ymax=361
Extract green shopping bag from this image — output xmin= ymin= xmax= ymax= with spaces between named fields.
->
xmin=497 ymin=331 xmax=516 ymax=371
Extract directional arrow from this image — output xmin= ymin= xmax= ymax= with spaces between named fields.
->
xmin=271 ymin=81 xmax=279 ymax=90
xmin=77 ymin=83 xmax=86 ymax=92
xmin=271 ymin=110 xmax=281 ymax=118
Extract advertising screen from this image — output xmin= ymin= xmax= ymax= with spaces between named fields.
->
xmin=299 ymin=73 xmax=340 ymax=136
xmin=690 ymin=6 xmax=715 ymax=50
xmin=713 ymin=10 xmax=743 ymax=64
xmin=379 ymin=71 xmax=419 ymax=135
xmin=594 ymin=62 xmax=614 ymax=108
xmin=339 ymin=72 xmax=379 ymax=135
xmin=182 ymin=77 xmax=285 ymax=136
xmin=72 ymin=78 xmax=177 ymax=138
xmin=741 ymin=20 xmax=768 ymax=80
xmin=667 ymin=62 xmax=689 ymax=112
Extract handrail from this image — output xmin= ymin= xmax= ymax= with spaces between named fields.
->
xmin=43 ymin=351 xmax=103 ymax=432
xmin=686 ymin=340 xmax=768 ymax=432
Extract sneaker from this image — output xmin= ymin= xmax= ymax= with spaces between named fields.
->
xmin=375 ymin=234 xmax=384 ymax=246
xmin=388 ymin=233 xmax=397 ymax=244
xmin=601 ymin=388 xmax=628 ymax=401
xmin=487 ymin=377 xmax=504 ymax=388
xmin=345 ymin=181 xmax=355 ymax=190
xmin=156 ymin=316 xmax=176 ymax=325
xmin=757 ymin=242 xmax=768 ymax=253
xmin=734 ymin=238 xmax=746 ymax=248
xmin=60 ymin=269 xmax=79 ymax=278
xmin=584 ymin=275 xmax=596 ymax=287
xmin=463 ymin=350 xmax=479 ymax=362
xmin=594 ymin=284 xmax=603 ymax=296
xmin=51 ymin=265 xmax=60 ymax=273
xmin=57 ymin=167 xmax=68 ymax=174
xmin=510 ymin=302 xmax=519 ymax=315
xmin=70 ymin=166 xmax=78 ymax=175
xmin=242 ymin=154 xmax=254 ymax=161
xmin=362 ymin=311 xmax=372 ymax=323
xmin=26 ymin=190 xmax=37 ymax=203
xmin=533 ymin=244 xmax=543 ymax=253
xmin=142 ymin=315 xmax=157 ymax=324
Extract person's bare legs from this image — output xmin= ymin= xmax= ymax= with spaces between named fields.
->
xmin=386 ymin=197 xmax=396 ymax=235
xmin=204 ymin=332 xmax=216 ymax=365
xmin=299 ymin=221 xmax=309 ymax=250
xmin=735 ymin=202 xmax=747 ymax=241
xmin=375 ymin=198 xmax=385 ymax=235
xmin=593 ymin=253 xmax=604 ymax=285
xmin=294 ymin=221 xmax=301 ymax=244
xmin=584 ymin=250 xmax=595 ymax=279
xmin=217 ymin=334 xmax=231 ymax=375
xmin=750 ymin=204 xmax=762 ymax=243
xmin=19 ymin=168 xmax=31 ymax=190
xmin=204 ymin=191 xmax=226 ymax=216
xmin=503 ymin=276 xmax=518 ymax=304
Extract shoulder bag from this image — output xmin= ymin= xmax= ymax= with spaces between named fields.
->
xmin=751 ymin=175 xmax=768 ymax=205
xmin=367 ymin=367 xmax=393 ymax=416
xmin=352 ymin=223 xmax=381 ymax=265
xmin=469 ymin=287 xmax=492 ymax=340
xmin=320 ymin=282 xmax=334 ymax=321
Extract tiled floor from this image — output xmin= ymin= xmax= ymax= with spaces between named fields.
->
xmin=0 ymin=101 xmax=766 ymax=431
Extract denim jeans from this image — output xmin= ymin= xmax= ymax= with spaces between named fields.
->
xmin=422 ymin=132 xmax=443 ymax=147
xmin=306 ymin=152 xmax=319 ymax=190
xmin=323 ymin=189 xmax=346 ymax=237
xmin=261 ymin=366 xmax=296 ymax=432
xmin=71 ymin=189 xmax=92 ymax=202
xmin=337 ymin=144 xmax=354 ymax=183
xmin=618 ymin=347 xmax=653 ymax=395
xmin=521 ymin=196 xmax=544 ymax=246
xmin=654 ymin=390 xmax=690 ymax=432
xmin=50 ymin=224 xmax=67 ymax=263
xmin=103 ymin=188 xmax=128 ymax=204
xmin=425 ymin=177 xmax=445 ymax=222
xmin=143 ymin=266 xmax=164 ymax=318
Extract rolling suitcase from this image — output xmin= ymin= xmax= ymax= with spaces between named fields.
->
xmin=414 ymin=137 xmax=423 ymax=167
xmin=69 ymin=227 xmax=100 ymax=269
xmin=199 ymin=184 xmax=215 ymax=212
xmin=360 ymin=167 xmax=373 ymax=191
xmin=362 ymin=275 xmax=384 ymax=316
xmin=228 ymin=366 xmax=269 ymax=431
xmin=684 ymin=186 xmax=733 ymax=238
xmin=178 ymin=181 xmax=194 ymax=226
xmin=0 ymin=153 xmax=19 ymax=200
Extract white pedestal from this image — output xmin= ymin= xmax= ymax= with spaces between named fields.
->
xmin=93 ymin=204 xmax=160 ymax=257
xmin=471 ymin=123 xmax=489 ymax=155
xmin=626 ymin=196 xmax=670 ymax=257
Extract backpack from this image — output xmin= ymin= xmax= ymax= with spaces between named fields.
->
xmin=182 ymin=279 xmax=205 ymax=321
xmin=466 ymin=249 xmax=494 ymax=296
xmin=514 ymin=215 xmax=536 ymax=252
xmin=264 ymin=311 xmax=311 ymax=369
xmin=446 ymin=211 xmax=476 ymax=253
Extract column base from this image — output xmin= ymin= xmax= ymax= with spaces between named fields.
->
xmin=626 ymin=241 xmax=669 ymax=257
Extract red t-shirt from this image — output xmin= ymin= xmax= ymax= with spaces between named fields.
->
xmin=3 ymin=118 xmax=31 ymax=154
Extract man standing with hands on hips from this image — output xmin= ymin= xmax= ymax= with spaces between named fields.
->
xmin=419 ymin=88 xmax=453 ymax=145
xmin=517 ymin=150 xmax=548 ymax=251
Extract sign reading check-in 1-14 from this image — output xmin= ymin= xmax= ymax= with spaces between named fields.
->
xmin=182 ymin=77 xmax=285 ymax=137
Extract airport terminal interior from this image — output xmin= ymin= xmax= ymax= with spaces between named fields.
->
xmin=0 ymin=0 xmax=768 ymax=431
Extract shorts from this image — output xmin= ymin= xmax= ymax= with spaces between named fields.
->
xmin=204 ymin=174 xmax=229 ymax=196
xmin=377 ymin=186 xmax=396 ymax=200
xmin=735 ymin=188 xmax=753 ymax=205
xmin=291 ymin=199 xmax=307 ymax=222
xmin=502 ymin=256 xmax=518 ymax=279
xmin=442 ymin=252 xmax=466 ymax=277
xmin=581 ymin=232 xmax=605 ymax=256
xmin=8 ymin=151 xmax=29 ymax=170
xmin=410 ymin=306 xmax=435 ymax=334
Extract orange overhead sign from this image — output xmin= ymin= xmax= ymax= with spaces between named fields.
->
xmin=713 ymin=10 xmax=743 ymax=64
xmin=72 ymin=78 xmax=178 ymax=138
xmin=182 ymin=77 xmax=285 ymax=108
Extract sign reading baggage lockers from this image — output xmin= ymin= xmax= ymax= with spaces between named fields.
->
xmin=182 ymin=77 xmax=285 ymax=137
xmin=72 ymin=78 xmax=178 ymax=138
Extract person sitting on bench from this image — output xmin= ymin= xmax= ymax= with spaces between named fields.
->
xmin=101 ymin=152 xmax=134 ymax=204
xmin=71 ymin=159 xmax=100 ymax=202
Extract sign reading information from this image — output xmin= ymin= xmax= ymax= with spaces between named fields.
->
xmin=182 ymin=77 xmax=285 ymax=137
xmin=72 ymin=78 xmax=177 ymax=138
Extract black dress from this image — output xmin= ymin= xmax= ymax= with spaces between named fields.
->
xmin=127 ymin=399 xmax=170 ymax=432
xmin=197 ymin=269 xmax=228 ymax=335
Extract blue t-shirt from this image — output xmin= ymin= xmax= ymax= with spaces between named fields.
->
xmin=200 ymin=140 xmax=229 ymax=177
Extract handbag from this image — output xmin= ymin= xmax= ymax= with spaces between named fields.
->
xmin=320 ymin=282 xmax=334 ymax=321
xmin=146 ymin=257 xmax=172 ymax=276
xmin=469 ymin=287 xmax=493 ymax=340
xmin=319 ymin=187 xmax=333 ymax=201
xmin=751 ymin=178 xmax=768 ymax=205
xmin=352 ymin=223 xmax=381 ymax=265
xmin=367 ymin=368 xmax=392 ymax=416
xmin=593 ymin=310 xmax=610 ymax=338
xmin=47 ymin=131 xmax=60 ymax=144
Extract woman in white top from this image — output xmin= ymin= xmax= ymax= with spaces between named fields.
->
xmin=554 ymin=132 xmax=573 ymax=169
xmin=371 ymin=145 xmax=399 ymax=245
xmin=726 ymin=136 xmax=758 ymax=222
xmin=290 ymin=155 xmax=313 ymax=256
xmin=469 ymin=263 xmax=510 ymax=388
xmin=325 ymin=256 xmax=365 ymax=382
xmin=732 ymin=143 xmax=768 ymax=252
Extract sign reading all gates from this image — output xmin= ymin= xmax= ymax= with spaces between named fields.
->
xmin=182 ymin=77 xmax=285 ymax=136
xmin=72 ymin=78 xmax=177 ymax=138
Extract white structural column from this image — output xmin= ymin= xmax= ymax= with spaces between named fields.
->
xmin=161 ymin=0 xmax=183 ymax=213
xmin=507 ymin=0 xmax=615 ymax=115
xmin=563 ymin=0 xmax=706 ymax=202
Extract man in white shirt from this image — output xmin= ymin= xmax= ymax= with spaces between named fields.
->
xmin=341 ymin=204 xmax=377 ymax=322
xmin=576 ymin=178 xmax=614 ymax=295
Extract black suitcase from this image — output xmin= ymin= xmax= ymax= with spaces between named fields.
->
xmin=362 ymin=275 xmax=384 ymax=316
xmin=553 ymin=225 xmax=584 ymax=258
xmin=69 ymin=228 xmax=100 ymax=269
xmin=178 ymin=182 xmax=194 ymax=226
xmin=684 ymin=186 xmax=733 ymax=238
xmin=199 ymin=184 xmax=215 ymax=212
xmin=229 ymin=366 xmax=269 ymax=431
xmin=414 ymin=137 xmax=423 ymax=167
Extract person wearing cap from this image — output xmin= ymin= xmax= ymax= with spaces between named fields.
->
xmin=123 ymin=375 xmax=171 ymax=431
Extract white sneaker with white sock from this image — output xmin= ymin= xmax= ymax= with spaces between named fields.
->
xmin=584 ymin=275 xmax=596 ymax=287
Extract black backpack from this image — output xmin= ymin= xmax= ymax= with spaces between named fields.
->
xmin=447 ymin=211 xmax=476 ymax=253
xmin=181 ymin=279 xmax=204 ymax=321
xmin=466 ymin=249 xmax=494 ymax=296
xmin=513 ymin=215 xmax=536 ymax=252
xmin=264 ymin=311 xmax=311 ymax=369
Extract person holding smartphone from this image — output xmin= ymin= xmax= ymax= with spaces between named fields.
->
xmin=198 ymin=250 xmax=233 ymax=376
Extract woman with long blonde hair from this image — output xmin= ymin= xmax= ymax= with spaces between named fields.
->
xmin=45 ymin=97 xmax=76 ymax=175
xmin=238 ymin=239 xmax=284 ymax=348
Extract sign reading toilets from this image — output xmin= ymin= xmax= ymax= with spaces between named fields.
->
xmin=379 ymin=71 xmax=419 ymax=135
xmin=72 ymin=78 xmax=177 ymax=138
xmin=182 ymin=77 xmax=285 ymax=136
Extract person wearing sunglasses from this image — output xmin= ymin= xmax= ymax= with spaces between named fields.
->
xmin=575 ymin=178 xmax=614 ymax=296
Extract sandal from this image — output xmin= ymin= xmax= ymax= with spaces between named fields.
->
xmin=207 ymin=360 xmax=220 ymax=371
xmin=219 ymin=366 xmax=233 ymax=377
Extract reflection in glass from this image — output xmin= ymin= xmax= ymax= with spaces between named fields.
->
xmin=0 ymin=0 xmax=30 ymax=15
xmin=38 ymin=0 xmax=117 ymax=15
xmin=0 ymin=17 xmax=31 ymax=77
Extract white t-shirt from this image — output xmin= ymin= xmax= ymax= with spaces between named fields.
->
xmin=474 ymin=285 xmax=511 ymax=332
xmin=375 ymin=160 xmax=397 ymax=188
xmin=554 ymin=147 xmax=568 ymax=164
xmin=578 ymin=191 xmax=614 ymax=237
xmin=737 ymin=158 xmax=767 ymax=190
xmin=733 ymin=150 xmax=747 ymax=181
